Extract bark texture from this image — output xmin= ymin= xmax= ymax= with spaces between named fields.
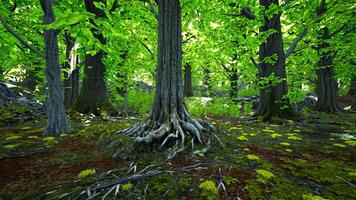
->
xmin=74 ymin=0 xmax=110 ymax=115
xmin=229 ymin=68 xmax=239 ymax=101
xmin=63 ymin=32 xmax=79 ymax=108
xmin=183 ymin=63 xmax=193 ymax=97
xmin=254 ymin=0 xmax=295 ymax=121
xmin=113 ymin=0 xmax=215 ymax=157
xmin=40 ymin=0 xmax=70 ymax=136
xmin=348 ymin=75 xmax=356 ymax=96
xmin=315 ymin=1 xmax=342 ymax=112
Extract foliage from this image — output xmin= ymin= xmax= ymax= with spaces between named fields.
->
xmin=199 ymin=180 xmax=218 ymax=200
xmin=256 ymin=169 xmax=274 ymax=183
xmin=77 ymin=169 xmax=96 ymax=179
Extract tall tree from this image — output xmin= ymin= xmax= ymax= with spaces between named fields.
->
xmin=40 ymin=0 xmax=70 ymax=136
xmin=314 ymin=0 xmax=342 ymax=112
xmin=252 ymin=0 xmax=306 ymax=121
xmin=115 ymin=0 xmax=214 ymax=156
xmin=73 ymin=0 xmax=116 ymax=115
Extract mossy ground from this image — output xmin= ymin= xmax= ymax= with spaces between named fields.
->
xmin=0 ymin=108 xmax=355 ymax=199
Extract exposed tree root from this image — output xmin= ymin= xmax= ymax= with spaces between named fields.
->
xmin=111 ymin=109 xmax=220 ymax=159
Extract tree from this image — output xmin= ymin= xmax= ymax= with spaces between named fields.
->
xmin=40 ymin=0 xmax=70 ymax=136
xmin=114 ymin=0 xmax=214 ymax=156
xmin=73 ymin=0 xmax=117 ymax=115
xmin=251 ymin=0 xmax=306 ymax=121
xmin=314 ymin=0 xmax=342 ymax=112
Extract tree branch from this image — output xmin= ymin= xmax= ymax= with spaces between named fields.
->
xmin=146 ymin=0 xmax=158 ymax=19
xmin=214 ymin=58 xmax=231 ymax=73
xmin=140 ymin=41 xmax=155 ymax=60
xmin=109 ymin=0 xmax=119 ymax=13
xmin=0 ymin=16 xmax=44 ymax=58
xmin=250 ymin=56 xmax=263 ymax=75
xmin=285 ymin=25 xmax=308 ymax=59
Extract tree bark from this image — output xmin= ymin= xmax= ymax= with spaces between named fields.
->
xmin=40 ymin=0 xmax=70 ymax=136
xmin=63 ymin=32 xmax=79 ymax=108
xmin=314 ymin=1 xmax=342 ymax=112
xmin=74 ymin=0 xmax=111 ymax=115
xmin=348 ymin=75 xmax=356 ymax=96
xmin=114 ymin=0 xmax=214 ymax=155
xmin=201 ymin=67 xmax=212 ymax=97
xmin=229 ymin=68 xmax=239 ymax=102
xmin=254 ymin=0 xmax=295 ymax=121
xmin=315 ymin=27 xmax=342 ymax=112
xmin=183 ymin=63 xmax=193 ymax=97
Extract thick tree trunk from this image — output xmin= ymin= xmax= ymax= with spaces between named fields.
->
xmin=40 ymin=0 xmax=70 ymax=136
xmin=63 ymin=32 xmax=79 ymax=108
xmin=113 ymin=0 xmax=214 ymax=156
xmin=184 ymin=63 xmax=193 ymax=97
xmin=74 ymin=0 xmax=110 ymax=115
xmin=74 ymin=52 xmax=110 ymax=115
xmin=254 ymin=0 xmax=295 ymax=121
xmin=314 ymin=2 xmax=342 ymax=113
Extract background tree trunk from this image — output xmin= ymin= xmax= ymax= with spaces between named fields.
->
xmin=63 ymin=32 xmax=79 ymax=109
xmin=315 ymin=2 xmax=342 ymax=112
xmin=184 ymin=63 xmax=193 ymax=97
xmin=229 ymin=68 xmax=239 ymax=102
xmin=348 ymin=75 xmax=356 ymax=96
xmin=201 ymin=67 xmax=211 ymax=97
xmin=74 ymin=0 xmax=110 ymax=115
xmin=74 ymin=51 xmax=110 ymax=115
xmin=40 ymin=0 xmax=70 ymax=136
xmin=254 ymin=0 xmax=294 ymax=121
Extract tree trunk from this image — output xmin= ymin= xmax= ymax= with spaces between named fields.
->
xmin=348 ymin=75 xmax=356 ymax=96
xmin=114 ymin=0 xmax=214 ymax=156
xmin=184 ymin=63 xmax=193 ymax=97
xmin=40 ymin=0 xmax=70 ymax=136
xmin=22 ymin=66 xmax=41 ymax=91
xmin=201 ymin=67 xmax=211 ymax=97
xmin=254 ymin=0 xmax=295 ymax=121
xmin=314 ymin=2 xmax=342 ymax=112
xmin=63 ymin=32 xmax=79 ymax=108
xmin=74 ymin=0 xmax=110 ymax=115
xmin=229 ymin=68 xmax=239 ymax=102
xmin=74 ymin=51 xmax=110 ymax=115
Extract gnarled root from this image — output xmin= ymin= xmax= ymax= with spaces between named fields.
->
xmin=111 ymin=109 xmax=220 ymax=159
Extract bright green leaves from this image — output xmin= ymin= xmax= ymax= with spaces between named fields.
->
xmin=47 ymin=11 xmax=93 ymax=30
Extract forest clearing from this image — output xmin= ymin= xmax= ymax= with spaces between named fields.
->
xmin=0 ymin=0 xmax=355 ymax=199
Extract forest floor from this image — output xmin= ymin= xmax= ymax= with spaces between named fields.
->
xmin=0 ymin=106 xmax=355 ymax=200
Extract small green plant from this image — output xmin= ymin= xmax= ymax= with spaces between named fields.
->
xmin=5 ymin=135 xmax=21 ymax=140
xmin=199 ymin=180 xmax=219 ymax=200
xmin=42 ymin=136 xmax=58 ymax=148
xmin=246 ymin=154 xmax=260 ymax=161
xmin=256 ymin=169 xmax=274 ymax=183
xmin=280 ymin=142 xmax=291 ymax=146
xmin=121 ymin=183 xmax=133 ymax=191
xmin=302 ymin=194 xmax=327 ymax=200
xmin=77 ymin=168 xmax=96 ymax=179
xmin=223 ymin=176 xmax=238 ymax=185
xmin=237 ymin=135 xmax=248 ymax=141
xmin=4 ymin=144 xmax=19 ymax=149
